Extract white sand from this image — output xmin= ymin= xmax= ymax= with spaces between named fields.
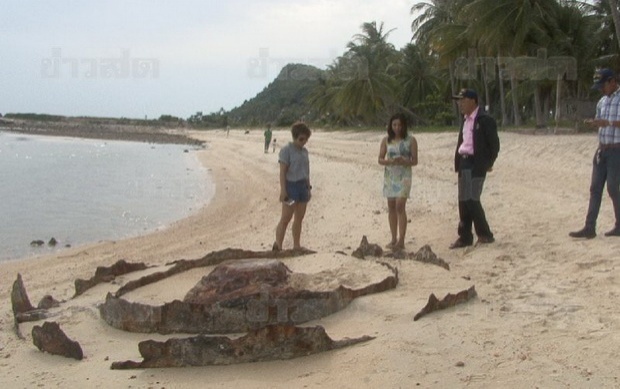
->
xmin=1 ymin=129 xmax=619 ymax=388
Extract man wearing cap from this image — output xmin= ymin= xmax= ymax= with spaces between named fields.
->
xmin=569 ymin=68 xmax=620 ymax=239
xmin=449 ymin=88 xmax=500 ymax=249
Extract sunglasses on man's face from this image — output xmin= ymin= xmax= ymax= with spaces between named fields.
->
xmin=297 ymin=137 xmax=308 ymax=142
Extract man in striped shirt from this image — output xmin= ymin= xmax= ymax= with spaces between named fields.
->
xmin=570 ymin=68 xmax=620 ymax=238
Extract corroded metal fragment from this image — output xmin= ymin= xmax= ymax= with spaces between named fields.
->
xmin=413 ymin=285 xmax=477 ymax=321
xmin=110 ymin=324 xmax=373 ymax=368
xmin=32 ymin=321 xmax=83 ymax=360
xmin=100 ymin=259 xmax=398 ymax=334
xmin=183 ymin=259 xmax=291 ymax=305
xmin=115 ymin=248 xmax=315 ymax=297
xmin=11 ymin=273 xmax=35 ymax=315
xmin=351 ymin=236 xmax=383 ymax=259
xmin=410 ymin=245 xmax=450 ymax=270
xmin=74 ymin=259 xmax=148 ymax=297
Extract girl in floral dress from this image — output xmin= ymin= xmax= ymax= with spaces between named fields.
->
xmin=378 ymin=113 xmax=418 ymax=250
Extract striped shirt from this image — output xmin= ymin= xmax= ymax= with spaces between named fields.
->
xmin=596 ymin=87 xmax=620 ymax=144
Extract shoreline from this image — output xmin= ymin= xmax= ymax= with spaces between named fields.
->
xmin=0 ymin=119 xmax=204 ymax=146
xmin=2 ymin=129 xmax=620 ymax=388
xmin=0 ymin=128 xmax=214 ymax=263
xmin=0 ymin=127 xmax=213 ymax=263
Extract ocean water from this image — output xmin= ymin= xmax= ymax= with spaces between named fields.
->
xmin=0 ymin=132 xmax=213 ymax=261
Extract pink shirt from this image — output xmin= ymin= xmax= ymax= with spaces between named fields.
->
xmin=458 ymin=106 xmax=478 ymax=156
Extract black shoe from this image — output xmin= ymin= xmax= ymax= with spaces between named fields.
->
xmin=604 ymin=227 xmax=620 ymax=237
xmin=477 ymin=236 xmax=495 ymax=244
xmin=449 ymin=238 xmax=473 ymax=249
xmin=569 ymin=227 xmax=596 ymax=239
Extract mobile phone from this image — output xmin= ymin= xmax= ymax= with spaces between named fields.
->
xmin=283 ymin=198 xmax=295 ymax=206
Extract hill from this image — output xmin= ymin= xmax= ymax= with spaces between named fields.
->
xmin=227 ymin=63 xmax=324 ymax=127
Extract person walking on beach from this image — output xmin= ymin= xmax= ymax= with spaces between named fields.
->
xmin=274 ymin=122 xmax=312 ymax=251
xmin=570 ymin=68 xmax=620 ymax=239
xmin=264 ymin=125 xmax=273 ymax=153
xmin=449 ymin=88 xmax=500 ymax=249
xmin=378 ymin=113 xmax=418 ymax=250
xmin=272 ymin=138 xmax=277 ymax=153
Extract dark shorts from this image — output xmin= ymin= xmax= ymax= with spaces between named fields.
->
xmin=286 ymin=180 xmax=310 ymax=202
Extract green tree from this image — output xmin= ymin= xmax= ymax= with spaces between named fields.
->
xmin=462 ymin=0 xmax=562 ymax=126
xmin=308 ymin=21 xmax=401 ymax=125
xmin=411 ymin=0 xmax=473 ymax=123
xmin=398 ymin=43 xmax=441 ymax=108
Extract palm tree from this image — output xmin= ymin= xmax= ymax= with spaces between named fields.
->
xmin=605 ymin=0 xmax=620 ymax=49
xmin=318 ymin=21 xmax=401 ymax=124
xmin=546 ymin=1 xmax=601 ymax=126
xmin=411 ymin=0 xmax=473 ymax=123
xmin=398 ymin=43 xmax=440 ymax=107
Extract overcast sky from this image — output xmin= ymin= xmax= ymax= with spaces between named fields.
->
xmin=1 ymin=0 xmax=419 ymax=119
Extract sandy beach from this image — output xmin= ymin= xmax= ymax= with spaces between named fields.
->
xmin=2 ymin=128 xmax=620 ymax=388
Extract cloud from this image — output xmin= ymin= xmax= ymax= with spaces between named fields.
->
xmin=1 ymin=0 xmax=418 ymax=118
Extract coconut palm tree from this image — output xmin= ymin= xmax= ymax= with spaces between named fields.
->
xmin=312 ymin=21 xmax=401 ymax=124
xmin=398 ymin=43 xmax=441 ymax=108
xmin=604 ymin=0 xmax=620 ymax=49
xmin=411 ymin=0 xmax=473 ymax=122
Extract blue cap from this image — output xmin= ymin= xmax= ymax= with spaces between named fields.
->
xmin=452 ymin=88 xmax=478 ymax=101
xmin=592 ymin=68 xmax=615 ymax=90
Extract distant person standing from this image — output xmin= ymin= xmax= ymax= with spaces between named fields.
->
xmin=272 ymin=138 xmax=277 ymax=153
xmin=274 ymin=122 xmax=312 ymax=251
xmin=264 ymin=125 xmax=273 ymax=153
xmin=449 ymin=88 xmax=500 ymax=249
xmin=378 ymin=113 xmax=418 ymax=250
xmin=570 ymin=68 xmax=620 ymax=239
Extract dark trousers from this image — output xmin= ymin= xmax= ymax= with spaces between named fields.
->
xmin=457 ymin=158 xmax=493 ymax=243
xmin=585 ymin=148 xmax=620 ymax=230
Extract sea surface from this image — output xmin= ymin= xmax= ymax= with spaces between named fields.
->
xmin=0 ymin=132 xmax=213 ymax=261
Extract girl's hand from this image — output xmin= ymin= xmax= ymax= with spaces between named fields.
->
xmin=279 ymin=192 xmax=288 ymax=202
